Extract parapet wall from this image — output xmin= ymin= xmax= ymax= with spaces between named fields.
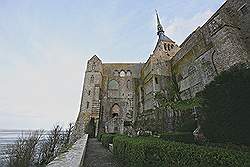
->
xmin=47 ymin=134 xmax=88 ymax=167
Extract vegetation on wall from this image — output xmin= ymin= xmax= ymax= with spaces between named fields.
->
xmin=162 ymin=63 xmax=203 ymax=131
xmin=135 ymin=69 xmax=202 ymax=134
xmin=154 ymin=91 xmax=201 ymax=133
xmin=134 ymin=114 xmax=165 ymax=134
xmin=175 ymin=116 xmax=196 ymax=133
xmin=201 ymin=63 xmax=250 ymax=145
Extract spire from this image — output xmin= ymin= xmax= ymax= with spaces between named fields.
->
xmin=155 ymin=9 xmax=164 ymax=36
xmin=155 ymin=10 xmax=173 ymax=42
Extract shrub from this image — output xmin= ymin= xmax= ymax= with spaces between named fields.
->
xmin=113 ymin=136 xmax=250 ymax=167
xmin=97 ymin=132 xmax=103 ymax=142
xmin=201 ymin=63 xmax=250 ymax=145
xmin=202 ymin=142 xmax=250 ymax=153
xmin=100 ymin=133 xmax=117 ymax=148
xmin=159 ymin=132 xmax=194 ymax=143
xmin=113 ymin=136 xmax=147 ymax=166
xmin=176 ymin=118 xmax=196 ymax=132
xmin=5 ymin=131 xmax=42 ymax=167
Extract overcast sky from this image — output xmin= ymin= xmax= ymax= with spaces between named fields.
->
xmin=0 ymin=0 xmax=225 ymax=130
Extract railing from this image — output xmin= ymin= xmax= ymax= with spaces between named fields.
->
xmin=46 ymin=134 xmax=88 ymax=167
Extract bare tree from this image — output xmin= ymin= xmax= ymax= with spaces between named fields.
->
xmin=38 ymin=125 xmax=62 ymax=165
xmin=3 ymin=123 xmax=75 ymax=166
xmin=4 ymin=130 xmax=43 ymax=167
xmin=62 ymin=123 xmax=74 ymax=146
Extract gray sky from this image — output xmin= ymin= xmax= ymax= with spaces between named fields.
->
xmin=0 ymin=0 xmax=225 ymax=130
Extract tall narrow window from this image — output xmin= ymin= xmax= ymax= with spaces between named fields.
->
xmin=87 ymin=102 xmax=89 ymax=109
xmin=140 ymin=87 xmax=144 ymax=99
xmin=127 ymin=70 xmax=132 ymax=76
xmin=90 ymin=75 xmax=94 ymax=83
xmin=127 ymin=80 xmax=132 ymax=89
xmin=92 ymin=62 xmax=96 ymax=71
xmin=168 ymin=44 xmax=170 ymax=51
xmin=114 ymin=70 xmax=119 ymax=76
xmin=155 ymin=77 xmax=159 ymax=84
xmin=164 ymin=43 xmax=167 ymax=51
xmin=88 ymin=90 xmax=91 ymax=95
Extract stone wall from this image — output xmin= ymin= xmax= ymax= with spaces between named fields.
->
xmin=100 ymin=63 xmax=143 ymax=134
xmin=139 ymin=33 xmax=180 ymax=113
xmin=226 ymin=0 xmax=250 ymax=55
xmin=72 ymin=0 xmax=249 ymax=137
xmin=172 ymin=0 xmax=249 ymax=99
xmin=47 ymin=134 xmax=88 ymax=167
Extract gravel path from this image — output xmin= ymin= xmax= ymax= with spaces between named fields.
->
xmin=82 ymin=138 xmax=121 ymax=167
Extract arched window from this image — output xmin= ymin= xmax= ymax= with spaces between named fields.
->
xmin=171 ymin=44 xmax=174 ymax=49
xmin=90 ymin=75 xmax=94 ymax=83
xmin=87 ymin=102 xmax=90 ymax=109
xmin=113 ymin=70 xmax=119 ymax=76
xmin=92 ymin=62 xmax=96 ymax=71
xmin=164 ymin=43 xmax=167 ymax=51
xmin=127 ymin=80 xmax=132 ymax=89
xmin=108 ymin=80 xmax=119 ymax=90
xmin=120 ymin=70 xmax=126 ymax=77
xmin=127 ymin=70 xmax=132 ymax=76
xmin=155 ymin=77 xmax=159 ymax=84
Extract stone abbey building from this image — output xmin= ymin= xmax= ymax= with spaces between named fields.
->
xmin=71 ymin=0 xmax=249 ymax=140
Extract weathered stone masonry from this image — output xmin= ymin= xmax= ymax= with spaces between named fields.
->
xmin=71 ymin=0 xmax=249 ymax=140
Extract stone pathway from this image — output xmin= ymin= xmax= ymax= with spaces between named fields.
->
xmin=82 ymin=138 xmax=121 ymax=167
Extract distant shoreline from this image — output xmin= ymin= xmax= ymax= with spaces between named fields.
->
xmin=0 ymin=129 xmax=49 ymax=132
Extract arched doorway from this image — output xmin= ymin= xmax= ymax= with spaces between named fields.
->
xmin=111 ymin=104 xmax=120 ymax=118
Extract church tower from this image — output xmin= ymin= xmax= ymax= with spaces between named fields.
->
xmin=82 ymin=55 xmax=102 ymax=116
xmin=153 ymin=10 xmax=180 ymax=61
xmin=139 ymin=11 xmax=180 ymax=114
xmin=71 ymin=55 xmax=103 ymax=141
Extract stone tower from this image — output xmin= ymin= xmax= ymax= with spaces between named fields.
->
xmin=139 ymin=11 xmax=180 ymax=112
xmin=71 ymin=55 xmax=102 ymax=141
xmin=83 ymin=55 xmax=102 ymax=117
xmin=153 ymin=10 xmax=180 ymax=62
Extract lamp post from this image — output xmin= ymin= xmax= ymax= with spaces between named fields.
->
xmin=192 ymin=106 xmax=205 ymax=142
xmin=192 ymin=106 xmax=199 ymax=139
